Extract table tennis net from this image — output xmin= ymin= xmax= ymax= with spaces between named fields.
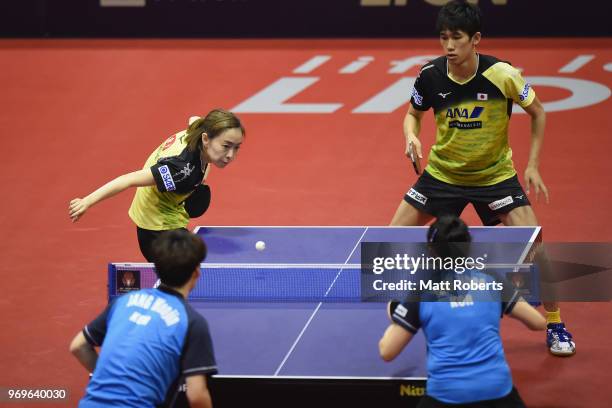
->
xmin=109 ymin=263 xmax=362 ymax=302
xmin=108 ymin=262 xmax=538 ymax=303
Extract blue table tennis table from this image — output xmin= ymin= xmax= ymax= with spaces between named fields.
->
xmin=194 ymin=226 xmax=540 ymax=407
xmin=108 ymin=226 xmax=540 ymax=407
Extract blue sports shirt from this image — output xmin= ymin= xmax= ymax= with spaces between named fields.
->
xmin=391 ymin=272 xmax=519 ymax=404
xmin=79 ymin=286 xmax=217 ymax=408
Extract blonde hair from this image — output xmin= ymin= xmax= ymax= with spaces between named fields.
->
xmin=185 ymin=109 xmax=245 ymax=152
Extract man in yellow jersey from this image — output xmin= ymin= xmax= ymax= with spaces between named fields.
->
xmin=69 ymin=109 xmax=244 ymax=262
xmin=389 ymin=0 xmax=575 ymax=356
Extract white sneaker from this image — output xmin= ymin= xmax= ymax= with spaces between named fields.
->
xmin=547 ymin=323 xmax=576 ymax=356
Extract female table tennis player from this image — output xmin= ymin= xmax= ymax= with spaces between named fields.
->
xmin=69 ymin=108 xmax=245 ymax=261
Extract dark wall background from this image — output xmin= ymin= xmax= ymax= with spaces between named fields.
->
xmin=1 ymin=0 xmax=610 ymax=38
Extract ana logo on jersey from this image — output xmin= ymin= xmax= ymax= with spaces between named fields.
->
xmin=446 ymin=106 xmax=484 ymax=119
xmin=446 ymin=106 xmax=485 ymax=130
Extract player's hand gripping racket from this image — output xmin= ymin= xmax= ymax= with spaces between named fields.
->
xmin=407 ymin=141 xmax=422 ymax=175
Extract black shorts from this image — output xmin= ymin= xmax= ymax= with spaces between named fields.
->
xmin=136 ymin=227 xmax=187 ymax=262
xmin=404 ymin=171 xmax=530 ymax=226
xmin=417 ymin=387 xmax=526 ymax=408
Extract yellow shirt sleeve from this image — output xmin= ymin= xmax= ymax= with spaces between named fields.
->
xmin=483 ymin=62 xmax=536 ymax=108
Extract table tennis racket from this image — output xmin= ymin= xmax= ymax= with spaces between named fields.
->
xmin=407 ymin=141 xmax=422 ymax=175
xmin=185 ymin=184 xmax=211 ymax=218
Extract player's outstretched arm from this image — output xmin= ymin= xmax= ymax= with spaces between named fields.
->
xmin=523 ymin=96 xmax=549 ymax=203
xmin=509 ymin=300 xmax=547 ymax=331
xmin=69 ymin=169 xmax=155 ymax=222
xmin=379 ymin=324 xmax=414 ymax=362
xmin=69 ymin=332 xmax=98 ymax=372
xmin=185 ymin=375 xmax=213 ymax=408
xmin=403 ymin=106 xmax=425 ymax=159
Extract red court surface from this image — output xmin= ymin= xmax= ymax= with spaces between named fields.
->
xmin=1 ymin=38 xmax=611 ymax=407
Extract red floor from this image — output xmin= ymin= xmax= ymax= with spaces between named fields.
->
xmin=1 ymin=38 xmax=611 ymax=407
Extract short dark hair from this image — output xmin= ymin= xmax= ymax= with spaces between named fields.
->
xmin=152 ymin=230 xmax=207 ymax=287
xmin=427 ymin=215 xmax=471 ymax=259
xmin=436 ymin=0 xmax=482 ymax=38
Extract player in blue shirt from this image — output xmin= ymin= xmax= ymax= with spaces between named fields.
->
xmin=69 ymin=230 xmax=216 ymax=408
xmin=379 ymin=216 xmax=546 ymax=407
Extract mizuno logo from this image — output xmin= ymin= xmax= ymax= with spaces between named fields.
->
xmin=438 ymin=92 xmax=452 ymax=99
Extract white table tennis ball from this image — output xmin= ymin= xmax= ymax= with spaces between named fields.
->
xmin=255 ymin=241 xmax=266 ymax=251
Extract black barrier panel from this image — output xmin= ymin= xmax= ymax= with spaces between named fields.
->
xmin=210 ymin=376 xmax=426 ymax=408
xmin=2 ymin=0 xmax=611 ymax=38
xmin=0 ymin=1 xmax=47 ymax=37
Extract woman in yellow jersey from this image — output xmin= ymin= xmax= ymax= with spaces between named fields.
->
xmin=69 ymin=109 xmax=244 ymax=261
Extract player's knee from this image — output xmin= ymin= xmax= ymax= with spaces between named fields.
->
xmin=501 ymin=206 xmax=538 ymax=226
xmin=390 ymin=201 xmax=430 ymax=226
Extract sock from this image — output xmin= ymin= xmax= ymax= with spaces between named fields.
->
xmin=545 ymin=309 xmax=562 ymax=324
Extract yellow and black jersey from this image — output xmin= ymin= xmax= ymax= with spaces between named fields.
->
xmin=410 ymin=54 xmax=536 ymax=186
xmin=129 ymin=131 xmax=207 ymax=231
